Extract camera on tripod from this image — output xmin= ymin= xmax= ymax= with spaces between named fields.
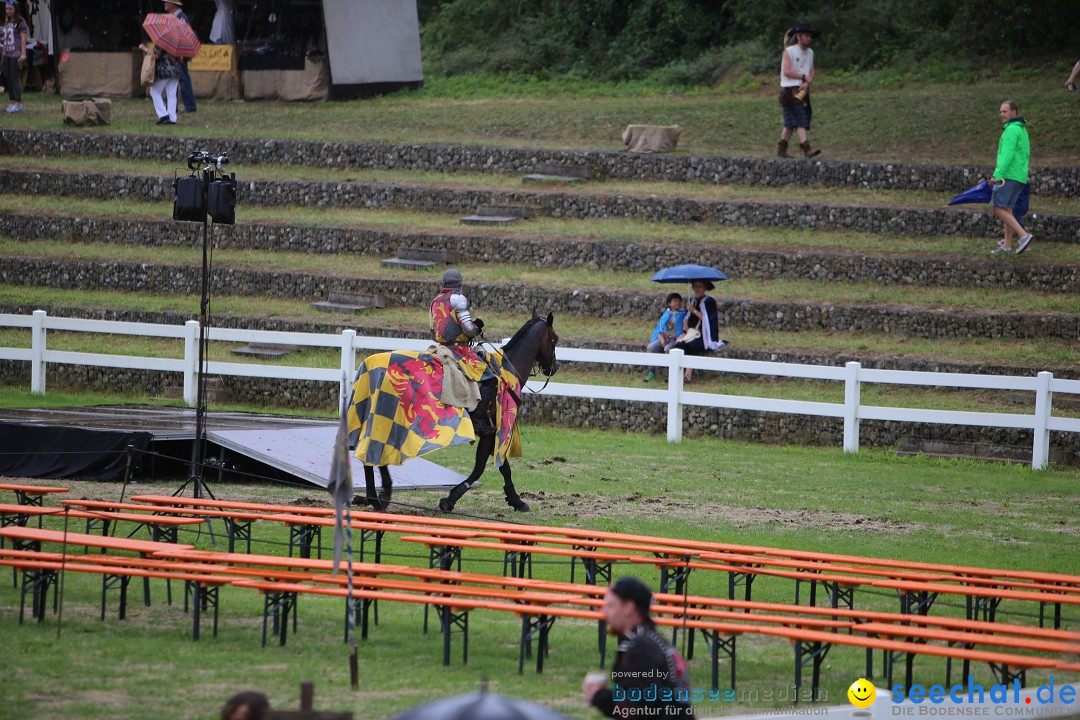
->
xmin=174 ymin=149 xmax=237 ymax=225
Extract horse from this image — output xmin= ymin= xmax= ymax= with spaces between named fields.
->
xmin=348 ymin=312 xmax=559 ymax=513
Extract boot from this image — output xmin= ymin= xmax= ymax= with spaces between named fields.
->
xmin=504 ymin=483 xmax=530 ymax=512
xmin=470 ymin=378 xmax=498 ymax=436
xmin=438 ymin=481 xmax=471 ymax=513
xmin=800 ymin=141 xmax=821 ymax=158
xmin=777 ymin=140 xmax=792 ymax=158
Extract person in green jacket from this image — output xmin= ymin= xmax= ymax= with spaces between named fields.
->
xmin=989 ymin=100 xmax=1033 ymax=255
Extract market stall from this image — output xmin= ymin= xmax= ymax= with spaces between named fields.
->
xmin=48 ymin=0 xmax=421 ymax=100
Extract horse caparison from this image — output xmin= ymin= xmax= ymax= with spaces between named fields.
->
xmin=359 ymin=312 xmax=559 ymax=513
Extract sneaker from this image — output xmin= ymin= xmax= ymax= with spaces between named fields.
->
xmin=1015 ymin=234 xmax=1034 ymax=255
xmin=990 ymin=240 xmax=1012 ymax=256
xmin=4 ymin=104 xmax=15 ymax=113
xmin=8 ymin=103 xmax=22 ymax=113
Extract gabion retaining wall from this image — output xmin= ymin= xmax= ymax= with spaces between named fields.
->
xmin=2 ymin=361 xmax=1075 ymax=465
xmin=2 ymin=128 xmax=1077 ymax=196
xmin=4 ymin=212 xmax=1077 ymax=291
xmin=3 ymin=258 xmax=1077 ymax=341
xmin=1 ymin=167 xmax=1077 ymax=243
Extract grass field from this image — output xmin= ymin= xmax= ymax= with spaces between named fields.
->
xmin=2 ymin=69 xmax=1079 ymax=720
xmin=6 ymin=73 xmax=1080 ymax=164
xmin=1 ymin=426 xmax=1078 ymax=719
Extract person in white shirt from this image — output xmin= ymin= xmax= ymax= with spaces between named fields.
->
xmin=777 ymin=23 xmax=821 ymax=159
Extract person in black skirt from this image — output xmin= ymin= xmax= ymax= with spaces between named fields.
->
xmin=673 ymin=280 xmax=724 ymax=382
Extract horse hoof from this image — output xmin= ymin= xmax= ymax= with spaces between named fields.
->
xmin=367 ymin=497 xmax=388 ymax=512
xmin=438 ymin=497 xmax=455 ymax=513
xmin=508 ymin=499 xmax=530 ymax=512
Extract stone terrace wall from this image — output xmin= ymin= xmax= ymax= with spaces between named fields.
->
xmin=2 ymin=129 xmax=1076 ymax=197
xmin=3 ymin=258 xmax=1078 ymax=341
xmin=1 ymin=361 xmax=1075 ymax=465
xmin=2 ymin=168 xmax=1076 ymax=243
xmin=4 ymin=302 xmax=1075 ymax=380
xmin=4 ymin=212 xmax=1077 ymax=292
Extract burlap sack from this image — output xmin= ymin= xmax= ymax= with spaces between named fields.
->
xmin=621 ymin=124 xmax=681 ymax=153
xmin=61 ymin=98 xmax=112 ymax=126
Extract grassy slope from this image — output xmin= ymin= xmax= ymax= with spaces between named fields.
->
xmin=6 ymin=73 xmax=1080 ymax=165
xmin=4 ymin=237 xmax=1077 ymax=315
xmin=1 ymin=427 xmax=1078 ymax=719
xmin=4 ymin=194 xmax=1080 ymax=261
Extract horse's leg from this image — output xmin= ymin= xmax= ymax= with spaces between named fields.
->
xmin=377 ymin=466 xmax=393 ymax=510
xmin=363 ymin=465 xmax=381 ymax=510
xmin=500 ymin=460 xmax=529 ymax=512
xmin=438 ymin=433 xmax=495 ymax=513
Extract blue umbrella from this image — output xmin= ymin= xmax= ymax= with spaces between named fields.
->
xmin=650 ymin=263 xmax=728 ymax=284
xmin=947 ymin=180 xmax=992 ymax=206
xmin=947 ymin=181 xmax=1030 ymax=229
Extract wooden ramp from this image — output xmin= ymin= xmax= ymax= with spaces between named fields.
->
xmin=0 ymin=406 xmax=465 ymax=490
xmin=208 ymin=425 xmax=465 ymax=490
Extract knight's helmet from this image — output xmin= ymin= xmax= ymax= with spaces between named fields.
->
xmin=442 ymin=268 xmax=463 ymax=291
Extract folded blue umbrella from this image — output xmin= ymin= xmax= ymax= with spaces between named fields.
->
xmin=650 ymin=263 xmax=728 ymax=284
xmin=948 ymin=181 xmax=1030 ymax=229
xmin=947 ymin=180 xmax=992 ymax=206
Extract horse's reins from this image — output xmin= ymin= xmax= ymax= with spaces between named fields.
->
xmin=476 ymin=327 xmax=557 ymax=406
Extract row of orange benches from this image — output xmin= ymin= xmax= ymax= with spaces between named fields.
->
xmin=2 ymin=525 xmax=1077 ymax=697
xmin=35 ymin=492 xmax=1079 ymax=633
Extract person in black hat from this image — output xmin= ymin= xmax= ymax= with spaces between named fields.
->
xmin=777 ymin=23 xmax=822 ymax=159
xmin=582 ymin=577 xmax=694 ymax=717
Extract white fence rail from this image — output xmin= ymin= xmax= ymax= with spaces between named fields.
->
xmin=2 ymin=310 xmax=1077 ymax=470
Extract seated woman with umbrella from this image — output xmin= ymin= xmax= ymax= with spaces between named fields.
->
xmin=651 ymin=264 xmax=727 ymax=382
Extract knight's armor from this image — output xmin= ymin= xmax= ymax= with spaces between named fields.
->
xmin=429 ymin=269 xmax=496 ymax=435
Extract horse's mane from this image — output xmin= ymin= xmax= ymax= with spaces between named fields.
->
xmin=502 ymin=316 xmax=546 ymax=351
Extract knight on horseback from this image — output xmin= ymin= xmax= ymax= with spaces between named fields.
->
xmin=430 ymin=268 xmax=498 ymax=435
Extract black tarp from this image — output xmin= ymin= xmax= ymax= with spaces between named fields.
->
xmin=0 ymin=422 xmax=152 ymax=482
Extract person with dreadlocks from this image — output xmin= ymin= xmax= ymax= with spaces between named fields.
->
xmin=583 ymin=577 xmax=695 ymax=718
xmin=429 ymin=268 xmax=498 ymax=435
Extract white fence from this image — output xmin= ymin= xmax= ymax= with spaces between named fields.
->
xmin=2 ymin=310 xmax=1078 ymax=470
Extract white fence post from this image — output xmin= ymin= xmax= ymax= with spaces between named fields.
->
xmin=843 ymin=361 xmax=861 ymax=454
xmin=339 ymin=329 xmax=356 ymax=406
xmin=30 ymin=309 xmax=47 ymax=395
xmin=667 ymin=348 xmax=684 ymax=443
xmin=1032 ymin=371 xmax=1052 ymax=470
xmin=183 ymin=320 xmax=199 ymax=406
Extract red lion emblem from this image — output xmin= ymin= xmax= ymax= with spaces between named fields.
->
xmin=386 ymin=356 xmax=460 ymax=439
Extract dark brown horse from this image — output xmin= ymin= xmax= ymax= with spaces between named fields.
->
xmin=360 ymin=312 xmax=559 ymax=513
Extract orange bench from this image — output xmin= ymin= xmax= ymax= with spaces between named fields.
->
xmin=0 ymin=526 xmax=197 ymax=610
xmin=0 ymin=556 xmax=231 ymax=639
xmin=0 ymin=482 xmax=69 ymax=507
xmin=60 ymin=498 xmax=265 ymax=553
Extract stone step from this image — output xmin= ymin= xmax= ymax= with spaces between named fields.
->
xmin=476 ymin=204 xmax=534 ymax=219
xmin=895 ymin=438 xmax=1059 ymax=464
xmin=535 ymin=162 xmax=593 ymax=179
xmin=312 ymin=291 xmax=388 ymax=313
xmin=397 ymin=247 xmax=461 ymax=264
xmin=460 ymin=215 xmax=520 ymax=226
xmin=521 ymin=174 xmax=586 ymax=185
xmin=164 ymin=376 xmax=229 ymax=402
xmin=381 ymin=257 xmax=436 ymax=270
xmin=231 ymin=343 xmax=300 ymax=358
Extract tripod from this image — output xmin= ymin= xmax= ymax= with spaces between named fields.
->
xmin=172 ymin=152 xmax=236 ymax=500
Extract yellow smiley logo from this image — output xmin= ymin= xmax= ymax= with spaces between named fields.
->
xmin=848 ymin=678 xmax=876 ymax=709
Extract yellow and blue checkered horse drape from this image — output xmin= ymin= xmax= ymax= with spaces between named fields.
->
xmin=347 ymin=348 xmax=522 ymax=467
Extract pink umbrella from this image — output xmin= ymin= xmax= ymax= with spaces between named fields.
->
xmin=142 ymin=13 xmax=201 ymax=59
